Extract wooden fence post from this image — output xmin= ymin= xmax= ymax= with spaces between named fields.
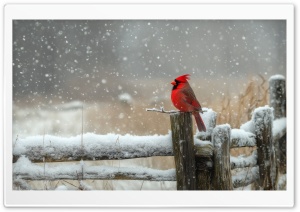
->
xmin=253 ymin=106 xmax=275 ymax=190
xmin=269 ymin=75 xmax=286 ymax=119
xmin=195 ymin=142 xmax=213 ymax=190
xmin=195 ymin=109 xmax=216 ymax=190
xmin=211 ymin=124 xmax=233 ymax=190
xmin=276 ymin=134 xmax=286 ymax=176
xmin=269 ymin=75 xmax=286 ymax=189
xmin=170 ymin=112 xmax=196 ymax=190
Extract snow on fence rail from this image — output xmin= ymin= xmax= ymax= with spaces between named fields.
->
xmin=13 ymin=133 xmax=173 ymax=163
xmin=13 ymin=130 xmax=256 ymax=163
xmin=12 ymin=75 xmax=287 ymax=190
xmin=14 ymin=156 xmax=176 ymax=181
xmin=230 ymin=150 xmax=257 ymax=169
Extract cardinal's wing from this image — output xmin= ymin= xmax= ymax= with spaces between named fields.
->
xmin=181 ymin=85 xmax=202 ymax=111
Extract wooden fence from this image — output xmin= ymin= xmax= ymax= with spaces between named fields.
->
xmin=12 ymin=75 xmax=286 ymax=190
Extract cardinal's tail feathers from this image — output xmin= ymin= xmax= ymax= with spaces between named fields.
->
xmin=193 ymin=112 xmax=206 ymax=132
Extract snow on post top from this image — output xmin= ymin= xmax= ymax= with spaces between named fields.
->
xmin=269 ymin=75 xmax=285 ymax=82
xmin=196 ymin=108 xmax=217 ymax=139
xmin=252 ymin=106 xmax=274 ymax=125
xmin=252 ymin=106 xmax=274 ymax=139
xmin=253 ymin=105 xmax=274 ymax=117
xmin=212 ymin=124 xmax=231 ymax=147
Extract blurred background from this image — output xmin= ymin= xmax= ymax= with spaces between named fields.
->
xmin=13 ymin=20 xmax=286 ymax=137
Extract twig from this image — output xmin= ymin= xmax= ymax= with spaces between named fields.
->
xmin=146 ymin=106 xmax=207 ymax=114
xmin=140 ymin=180 xmax=145 ymax=190
xmin=146 ymin=106 xmax=178 ymax=114
xmin=103 ymin=180 xmax=113 ymax=190
xmin=54 ymin=180 xmax=61 ymax=188
xmin=62 ymin=180 xmax=78 ymax=188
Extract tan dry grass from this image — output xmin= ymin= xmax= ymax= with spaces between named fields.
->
xmin=214 ymin=74 xmax=269 ymax=128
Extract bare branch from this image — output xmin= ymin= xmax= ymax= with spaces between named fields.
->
xmin=146 ymin=107 xmax=178 ymax=114
xmin=146 ymin=106 xmax=208 ymax=114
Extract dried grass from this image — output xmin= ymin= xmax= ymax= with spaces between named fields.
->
xmin=215 ymin=75 xmax=268 ymax=128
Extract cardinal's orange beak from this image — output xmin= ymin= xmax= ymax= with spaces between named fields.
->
xmin=171 ymin=81 xmax=176 ymax=86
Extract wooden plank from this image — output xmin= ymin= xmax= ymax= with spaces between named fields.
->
xmin=170 ymin=112 xmax=196 ymax=190
xmin=211 ymin=124 xmax=233 ymax=190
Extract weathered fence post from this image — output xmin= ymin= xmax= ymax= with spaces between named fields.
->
xmin=269 ymin=75 xmax=286 ymax=119
xmin=253 ymin=106 xmax=275 ymax=190
xmin=170 ymin=112 xmax=196 ymax=190
xmin=195 ymin=109 xmax=216 ymax=190
xmin=275 ymin=133 xmax=287 ymax=190
xmin=195 ymin=142 xmax=213 ymax=190
xmin=211 ymin=124 xmax=233 ymax=190
xmin=269 ymin=75 xmax=286 ymax=189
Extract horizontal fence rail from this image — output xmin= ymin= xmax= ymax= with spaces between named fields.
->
xmin=13 ymin=156 xmax=176 ymax=181
xmin=13 ymin=133 xmax=173 ymax=163
xmin=13 ymin=131 xmax=258 ymax=163
xmin=230 ymin=150 xmax=257 ymax=170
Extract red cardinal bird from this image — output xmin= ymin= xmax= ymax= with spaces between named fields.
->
xmin=171 ymin=74 xmax=206 ymax=132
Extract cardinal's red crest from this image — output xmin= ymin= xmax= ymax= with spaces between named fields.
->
xmin=175 ymin=74 xmax=190 ymax=82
